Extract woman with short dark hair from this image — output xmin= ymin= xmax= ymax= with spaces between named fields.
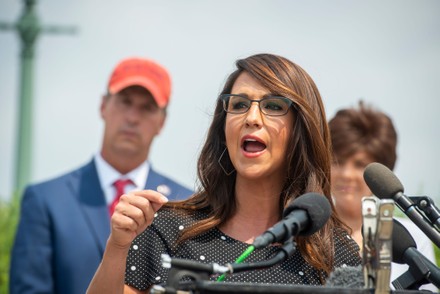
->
xmin=329 ymin=101 xmax=436 ymax=291
xmin=329 ymin=101 xmax=397 ymax=246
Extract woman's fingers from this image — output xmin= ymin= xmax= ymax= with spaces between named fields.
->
xmin=109 ymin=190 xmax=168 ymax=247
xmin=127 ymin=189 xmax=169 ymax=212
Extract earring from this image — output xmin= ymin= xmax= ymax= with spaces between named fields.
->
xmin=218 ymin=148 xmax=235 ymax=176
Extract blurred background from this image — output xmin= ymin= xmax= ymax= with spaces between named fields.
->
xmin=1 ymin=0 xmax=440 ymax=202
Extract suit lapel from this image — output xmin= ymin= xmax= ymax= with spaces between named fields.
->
xmin=145 ymin=168 xmax=172 ymax=197
xmin=73 ymin=160 xmax=110 ymax=255
xmin=145 ymin=168 xmax=161 ymax=190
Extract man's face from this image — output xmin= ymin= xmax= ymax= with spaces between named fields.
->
xmin=100 ymin=86 xmax=166 ymax=163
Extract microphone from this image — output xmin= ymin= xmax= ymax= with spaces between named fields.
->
xmin=252 ymin=192 xmax=331 ymax=249
xmin=391 ymin=218 xmax=440 ymax=290
xmin=363 ymin=162 xmax=440 ymax=247
xmin=326 ymin=265 xmax=364 ymax=288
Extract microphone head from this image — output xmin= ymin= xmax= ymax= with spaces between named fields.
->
xmin=363 ymin=162 xmax=404 ymax=199
xmin=392 ymin=218 xmax=417 ymax=264
xmin=283 ymin=192 xmax=331 ymax=236
xmin=326 ymin=265 xmax=364 ymax=288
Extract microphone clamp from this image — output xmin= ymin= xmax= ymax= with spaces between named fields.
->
xmin=409 ymin=195 xmax=440 ymax=230
xmin=361 ymin=196 xmax=394 ymax=294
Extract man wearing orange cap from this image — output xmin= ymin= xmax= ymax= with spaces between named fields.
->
xmin=10 ymin=57 xmax=193 ymax=294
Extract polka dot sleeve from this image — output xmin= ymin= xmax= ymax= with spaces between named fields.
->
xmin=124 ymin=210 xmax=181 ymax=290
xmin=125 ymin=208 xmax=206 ymax=290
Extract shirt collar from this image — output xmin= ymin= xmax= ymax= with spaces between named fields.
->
xmin=94 ymin=153 xmax=149 ymax=201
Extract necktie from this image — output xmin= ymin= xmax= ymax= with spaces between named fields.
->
xmin=109 ymin=179 xmax=132 ymax=216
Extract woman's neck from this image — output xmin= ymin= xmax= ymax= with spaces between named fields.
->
xmin=219 ymin=176 xmax=283 ymax=243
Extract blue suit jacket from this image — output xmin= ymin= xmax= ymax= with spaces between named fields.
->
xmin=10 ymin=159 xmax=193 ymax=294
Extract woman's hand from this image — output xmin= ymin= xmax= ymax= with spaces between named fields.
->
xmin=108 ymin=189 xmax=168 ymax=249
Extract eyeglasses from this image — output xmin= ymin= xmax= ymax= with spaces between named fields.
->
xmin=219 ymin=94 xmax=293 ymax=116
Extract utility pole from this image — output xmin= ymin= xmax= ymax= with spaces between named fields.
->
xmin=0 ymin=0 xmax=76 ymax=192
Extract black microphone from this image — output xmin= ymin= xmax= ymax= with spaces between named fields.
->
xmin=252 ymin=192 xmax=331 ymax=249
xmin=363 ymin=162 xmax=440 ymax=247
xmin=325 ymin=265 xmax=365 ymax=288
xmin=392 ymin=218 xmax=440 ymax=289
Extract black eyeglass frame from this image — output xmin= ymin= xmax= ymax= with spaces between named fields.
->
xmin=219 ymin=94 xmax=294 ymax=117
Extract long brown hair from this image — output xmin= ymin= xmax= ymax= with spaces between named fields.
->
xmin=167 ymin=53 xmax=347 ymax=276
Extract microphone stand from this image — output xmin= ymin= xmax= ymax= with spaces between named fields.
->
xmin=151 ymin=241 xmax=297 ymax=294
xmin=392 ymin=193 xmax=440 ymax=248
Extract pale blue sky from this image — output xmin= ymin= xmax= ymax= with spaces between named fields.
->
xmin=1 ymin=0 xmax=439 ymax=201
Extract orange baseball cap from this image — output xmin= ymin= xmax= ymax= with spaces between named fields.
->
xmin=107 ymin=57 xmax=171 ymax=108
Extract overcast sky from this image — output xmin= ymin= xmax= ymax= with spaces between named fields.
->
xmin=1 ymin=0 xmax=439 ymax=202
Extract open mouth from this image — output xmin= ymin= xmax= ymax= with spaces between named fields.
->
xmin=242 ymin=138 xmax=267 ymax=153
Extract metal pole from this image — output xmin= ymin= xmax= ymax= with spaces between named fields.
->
xmin=14 ymin=0 xmax=40 ymax=191
xmin=1 ymin=0 xmax=76 ymax=192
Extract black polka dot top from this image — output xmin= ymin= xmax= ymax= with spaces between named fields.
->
xmin=125 ymin=208 xmax=361 ymax=291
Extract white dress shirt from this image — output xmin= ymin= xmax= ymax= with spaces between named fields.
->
xmin=94 ymin=153 xmax=149 ymax=206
